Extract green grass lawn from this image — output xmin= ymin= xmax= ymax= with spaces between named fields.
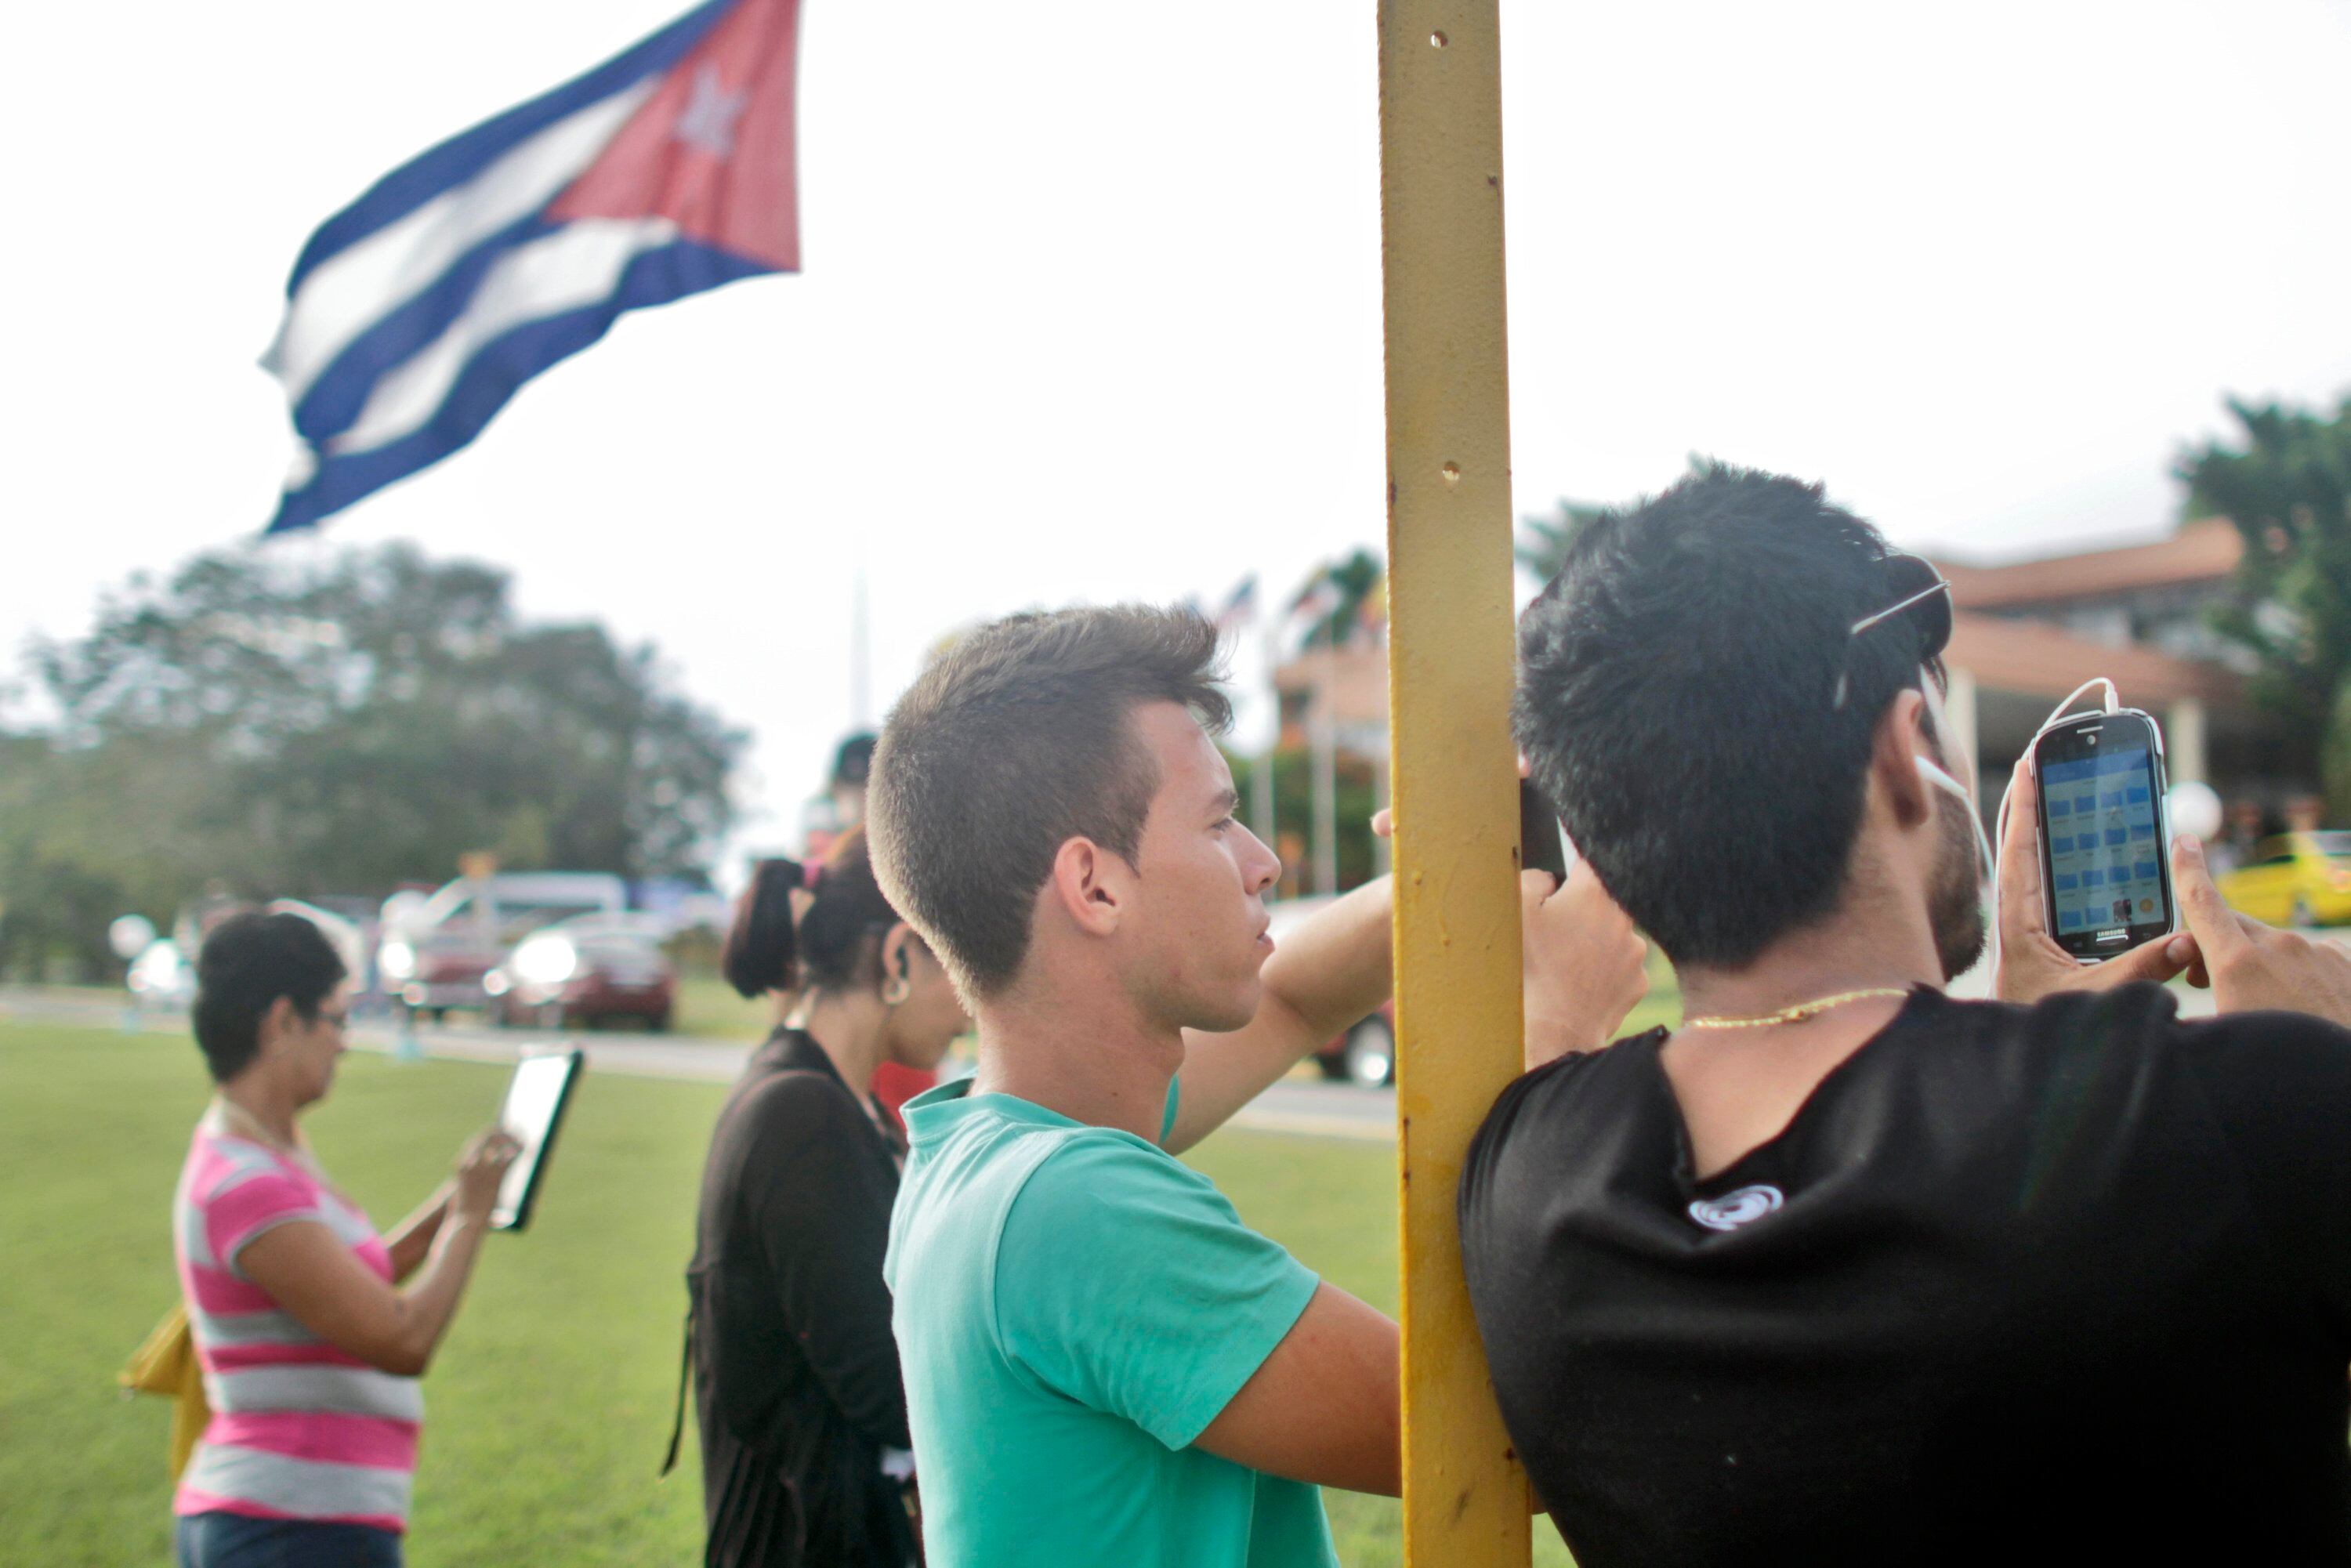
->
xmin=0 ymin=1018 xmax=1574 ymax=1566
xmin=668 ymin=972 xmax=774 ymax=1041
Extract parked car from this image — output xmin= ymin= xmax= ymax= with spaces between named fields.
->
xmin=377 ymin=872 xmax=628 ymax=1020
xmin=1317 ymin=1002 xmax=1396 ymax=1088
xmin=1266 ymin=895 xmax=1396 ymax=1088
xmin=2217 ymin=832 xmax=2351 ymax=928
xmin=485 ymin=913 xmax=676 ymax=1031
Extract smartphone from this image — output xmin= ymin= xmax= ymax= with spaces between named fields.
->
xmin=1520 ymin=777 xmax=1570 ymax=881
xmin=2032 ymin=708 xmax=2175 ymax=961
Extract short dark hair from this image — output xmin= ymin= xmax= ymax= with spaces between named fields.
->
xmin=723 ymin=827 xmax=907 ymax=998
xmin=1514 ymin=466 xmax=1941 ymax=968
xmin=868 ymin=605 xmax=1233 ymax=998
xmin=191 ymin=911 xmax=347 ymax=1082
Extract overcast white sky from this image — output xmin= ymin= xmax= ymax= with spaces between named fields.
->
xmin=9 ymin=0 xmax=2349 ymax=867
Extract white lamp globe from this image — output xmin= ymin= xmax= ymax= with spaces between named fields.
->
xmin=2168 ymin=781 xmax=2223 ymax=843
xmin=109 ymin=914 xmax=157 ymax=961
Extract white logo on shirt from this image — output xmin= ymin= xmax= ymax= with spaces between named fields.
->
xmin=1687 ymin=1184 xmax=1784 ymax=1232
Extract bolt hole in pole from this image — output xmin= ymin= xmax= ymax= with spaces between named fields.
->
xmin=1430 ymin=31 xmax=1448 ymax=47
xmin=1441 ymin=462 xmax=1462 ymax=485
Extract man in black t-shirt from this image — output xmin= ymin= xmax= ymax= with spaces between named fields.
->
xmin=1469 ymin=468 xmax=2351 ymax=1565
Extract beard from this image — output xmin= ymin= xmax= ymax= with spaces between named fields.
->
xmin=1927 ymin=787 xmax=1987 ymax=982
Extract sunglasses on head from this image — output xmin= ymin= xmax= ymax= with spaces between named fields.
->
xmin=1833 ymin=552 xmax=1952 ymax=710
xmin=1849 ymin=552 xmax=1952 ymax=661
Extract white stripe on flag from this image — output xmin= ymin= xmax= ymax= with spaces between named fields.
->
xmin=268 ymin=81 xmax=657 ymax=404
xmin=324 ymin=217 xmax=681 ymax=457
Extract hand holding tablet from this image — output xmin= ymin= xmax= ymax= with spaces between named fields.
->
xmin=491 ymin=1048 xmax=585 ymax=1231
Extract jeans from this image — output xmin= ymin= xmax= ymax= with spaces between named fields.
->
xmin=175 ymin=1512 xmax=404 ymax=1568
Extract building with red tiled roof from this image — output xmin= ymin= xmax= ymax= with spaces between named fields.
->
xmin=1268 ymin=515 xmax=2304 ymax=886
xmin=1921 ymin=518 xmax=2288 ymax=806
xmin=1935 ymin=518 xmax=2244 ymax=612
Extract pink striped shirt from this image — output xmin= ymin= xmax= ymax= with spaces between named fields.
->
xmin=172 ymin=1124 xmax=422 ymax=1534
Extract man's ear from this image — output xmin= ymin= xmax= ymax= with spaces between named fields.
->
xmin=1046 ymin=837 xmax=1128 ymax=938
xmin=1872 ymin=689 xmax=1935 ymax=831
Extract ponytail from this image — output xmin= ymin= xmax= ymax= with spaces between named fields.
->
xmin=723 ymin=859 xmax=804 ymax=998
xmin=721 ymin=827 xmax=909 ymax=1000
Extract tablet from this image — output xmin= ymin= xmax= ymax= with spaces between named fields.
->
xmin=490 ymin=1047 xmax=585 ymax=1232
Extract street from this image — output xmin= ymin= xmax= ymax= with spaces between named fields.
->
xmin=0 ymin=987 xmax=1399 ymax=1143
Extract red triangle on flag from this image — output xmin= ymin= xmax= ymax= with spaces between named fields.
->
xmin=546 ymin=0 xmax=802 ymax=271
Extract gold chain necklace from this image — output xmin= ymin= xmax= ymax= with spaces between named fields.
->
xmin=1681 ymin=987 xmax=1911 ymax=1031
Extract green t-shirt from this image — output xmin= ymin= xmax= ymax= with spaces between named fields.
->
xmin=886 ymin=1077 xmax=1336 ymax=1568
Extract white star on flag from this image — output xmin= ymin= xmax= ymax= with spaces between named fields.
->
xmin=673 ymin=66 xmax=748 ymax=158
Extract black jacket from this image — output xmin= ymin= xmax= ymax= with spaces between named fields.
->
xmin=688 ymin=1029 xmax=915 ymax=1568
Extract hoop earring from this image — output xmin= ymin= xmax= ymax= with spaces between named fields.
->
xmin=881 ymin=976 xmax=910 ymax=1008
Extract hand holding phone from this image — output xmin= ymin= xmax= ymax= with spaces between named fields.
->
xmin=1993 ymin=758 xmax=2196 ymax=1005
xmin=2030 ymin=708 xmax=2177 ymax=960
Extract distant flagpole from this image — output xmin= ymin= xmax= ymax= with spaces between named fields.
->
xmin=850 ymin=549 xmax=872 ymax=730
xmin=1280 ymin=565 xmax=1344 ymax=890
xmin=1255 ymin=616 xmax=1280 ymax=853
xmin=1204 ymin=575 xmax=1277 ymax=856
xmin=1311 ymin=686 xmax=1338 ymax=894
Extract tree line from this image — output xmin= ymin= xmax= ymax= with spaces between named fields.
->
xmin=1 ymin=542 xmax=741 ymax=981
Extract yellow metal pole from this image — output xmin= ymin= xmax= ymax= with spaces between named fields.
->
xmin=1378 ymin=2 xmax=1527 ymax=1566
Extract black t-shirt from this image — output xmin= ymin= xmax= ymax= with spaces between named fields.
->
xmin=1459 ymin=985 xmax=2351 ymax=1566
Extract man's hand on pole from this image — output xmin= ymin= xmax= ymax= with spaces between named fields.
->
xmin=1376 ymin=776 xmax=1648 ymax=1073
xmin=1521 ymin=862 xmax=1649 ymax=1070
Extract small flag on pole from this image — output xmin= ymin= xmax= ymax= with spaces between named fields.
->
xmin=1212 ymin=575 xmax=1259 ymax=634
xmin=1285 ymin=569 xmax=1344 ymax=650
xmin=1356 ymin=570 xmax=1387 ymax=640
xmin=263 ymin=0 xmax=803 ymax=534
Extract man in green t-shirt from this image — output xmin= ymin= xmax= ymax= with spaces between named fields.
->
xmin=868 ymin=605 xmax=1646 ymax=1566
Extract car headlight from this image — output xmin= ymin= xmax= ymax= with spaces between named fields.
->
xmin=513 ymin=935 xmax=580 ymax=985
xmin=378 ymin=940 xmax=416 ymax=980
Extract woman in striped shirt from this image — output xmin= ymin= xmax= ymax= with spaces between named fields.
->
xmin=173 ymin=911 xmax=518 ymax=1568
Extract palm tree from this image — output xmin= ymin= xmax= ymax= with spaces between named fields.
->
xmin=1291 ymin=549 xmax=1386 ymax=650
xmin=2177 ymin=393 xmax=2351 ymax=804
xmin=1516 ymin=499 xmax=1611 ymax=588
xmin=1516 ymin=456 xmax=1722 ymax=587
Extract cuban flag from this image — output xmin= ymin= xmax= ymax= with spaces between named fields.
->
xmin=264 ymin=0 xmax=802 ymax=534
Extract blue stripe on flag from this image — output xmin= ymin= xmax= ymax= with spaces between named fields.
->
xmin=292 ymin=212 xmax=550 ymax=444
xmin=268 ymin=240 xmax=773 ymax=534
xmin=285 ymin=0 xmax=732 ymax=292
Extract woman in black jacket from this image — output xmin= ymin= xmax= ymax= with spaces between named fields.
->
xmin=685 ymin=827 xmax=968 ymax=1566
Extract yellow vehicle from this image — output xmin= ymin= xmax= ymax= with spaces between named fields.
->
xmin=2216 ymin=832 xmax=2351 ymax=928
